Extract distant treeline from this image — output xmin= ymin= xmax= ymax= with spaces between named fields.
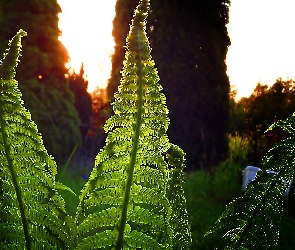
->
xmin=230 ymin=78 xmax=295 ymax=166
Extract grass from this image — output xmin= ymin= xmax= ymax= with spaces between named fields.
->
xmin=57 ymin=152 xmax=295 ymax=249
xmin=57 ymin=170 xmax=86 ymax=217
xmin=57 ymin=154 xmax=243 ymax=248
xmin=184 ymin=161 xmax=242 ymax=249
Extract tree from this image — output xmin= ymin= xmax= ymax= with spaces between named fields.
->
xmin=0 ymin=0 xmax=82 ymax=164
xmin=84 ymin=88 xmax=109 ymax=159
xmin=108 ymin=0 xmax=231 ymax=171
xmin=228 ymin=87 xmax=248 ymax=136
xmin=147 ymin=0 xmax=231 ymax=170
xmin=68 ymin=63 xmax=92 ymax=145
xmin=238 ymin=79 xmax=295 ymax=166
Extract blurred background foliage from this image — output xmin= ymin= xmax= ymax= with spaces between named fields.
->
xmin=0 ymin=0 xmax=84 ymax=165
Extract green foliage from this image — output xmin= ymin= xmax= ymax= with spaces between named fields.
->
xmin=4 ymin=2 xmax=295 ymax=249
xmin=0 ymin=30 xmax=74 ymax=249
xmin=206 ymin=113 xmax=295 ymax=249
xmin=233 ymin=79 xmax=295 ymax=166
xmin=75 ymin=0 xmax=191 ymax=248
xmin=107 ymin=0 xmax=139 ymax=103
xmin=108 ymin=0 xmax=231 ymax=171
xmin=228 ymin=88 xmax=248 ymax=136
xmin=227 ymin=134 xmax=250 ymax=167
xmin=184 ymin=161 xmax=241 ymax=249
xmin=0 ymin=0 xmax=191 ymax=249
xmin=57 ymin=171 xmax=86 ymax=218
xmin=166 ymin=144 xmax=192 ymax=249
xmin=278 ymin=197 xmax=295 ymax=250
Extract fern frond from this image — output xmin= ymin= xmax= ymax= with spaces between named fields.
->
xmin=206 ymin=114 xmax=295 ymax=249
xmin=0 ymin=30 xmax=75 ymax=249
xmin=76 ymin=0 xmax=190 ymax=249
xmin=166 ymin=144 xmax=192 ymax=249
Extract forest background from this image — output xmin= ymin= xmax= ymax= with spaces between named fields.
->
xmin=1 ymin=0 xmax=295 ymax=249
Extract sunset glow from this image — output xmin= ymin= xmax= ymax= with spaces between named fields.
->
xmin=227 ymin=0 xmax=295 ymax=100
xmin=58 ymin=0 xmax=116 ymax=92
xmin=58 ymin=1 xmax=295 ymax=100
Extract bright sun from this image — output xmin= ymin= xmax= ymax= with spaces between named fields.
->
xmin=57 ymin=0 xmax=116 ymax=93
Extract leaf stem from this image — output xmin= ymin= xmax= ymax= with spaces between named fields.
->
xmin=116 ymin=26 xmax=144 ymax=250
xmin=0 ymin=112 xmax=31 ymax=249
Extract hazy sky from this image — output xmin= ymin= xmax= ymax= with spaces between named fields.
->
xmin=58 ymin=1 xmax=295 ymax=98
xmin=226 ymin=0 xmax=295 ymax=100
xmin=58 ymin=0 xmax=116 ymax=92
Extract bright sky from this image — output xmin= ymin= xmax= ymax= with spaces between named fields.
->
xmin=58 ymin=1 xmax=295 ymax=100
xmin=227 ymin=0 xmax=295 ymax=100
xmin=58 ymin=0 xmax=116 ymax=92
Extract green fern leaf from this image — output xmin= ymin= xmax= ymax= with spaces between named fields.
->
xmin=166 ymin=144 xmax=192 ymax=249
xmin=0 ymin=30 xmax=75 ymax=249
xmin=206 ymin=114 xmax=295 ymax=249
xmin=76 ymin=0 xmax=190 ymax=249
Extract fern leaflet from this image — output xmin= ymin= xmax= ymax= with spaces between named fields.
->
xmin=206 ymin=114 xmax=295 ymax=249
xmin=75 ymin=0 xmax=191 ymax=249
xmin=0 ymin=30 xmax=75 ymax=249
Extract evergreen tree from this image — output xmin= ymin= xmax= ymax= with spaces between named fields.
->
xmin=68 ymin=63 xmax=92 ymax=145
xmin=108 ymin=0 xmax=231 ymax=170
xmin=0 ymin=0 xmax=82 ymax=164
xmin=147 ymin=0 xmax=231 ymax=170
xmin=228 ymin=87 xmax=248 ymax=136
xmin=84 ymin=95 xmax=108 ymax=159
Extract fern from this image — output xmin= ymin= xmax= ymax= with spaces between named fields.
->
xmin=0 ymin=1 xmax=191 ymax=249
xmin=75 ymin=0 xmax=191 ymax=249
xmin=206 ymin=114 xmax=295 ymax=249
xmin=0 ymin=30 xmax=75 ymax=249
xmin=166 ymin=144 xmax=192 ymax=249
xmin=6 ymin=1 xmax=293 ymax=249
